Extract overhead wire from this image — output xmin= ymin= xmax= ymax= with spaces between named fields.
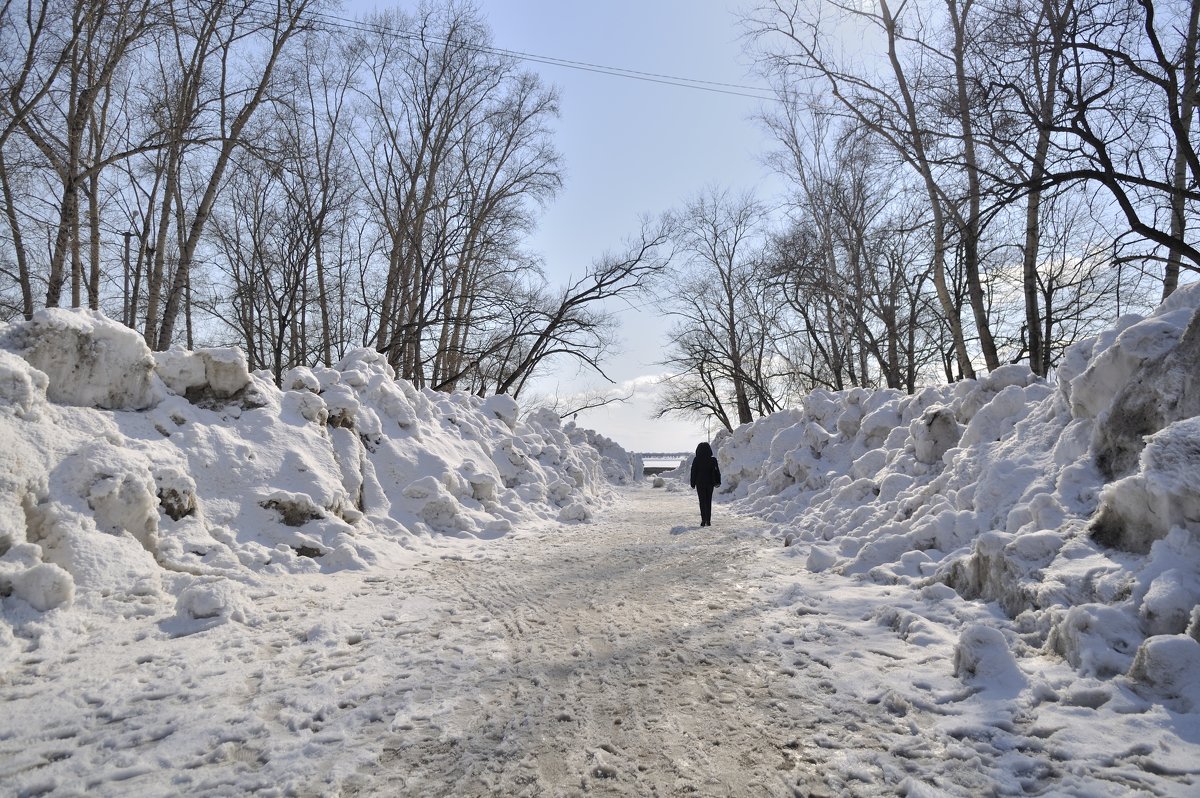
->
xmin=241 ymin=0 xmax=777 ymax=102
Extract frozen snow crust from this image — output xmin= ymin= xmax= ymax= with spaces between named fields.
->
xmin=0 ymin=309 xmax=637 ymax=619
xmin=720 ymin=284 xmax=1200 ymax=708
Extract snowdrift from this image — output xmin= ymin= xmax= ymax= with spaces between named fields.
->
xmin=0 ymin=309 xmax=639 ymax=621
xmin=719 ymin=285 xmax=1200 ymax=707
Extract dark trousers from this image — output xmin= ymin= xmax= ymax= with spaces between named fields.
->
xmin=697 ymin=486 xmax=714 ymax=525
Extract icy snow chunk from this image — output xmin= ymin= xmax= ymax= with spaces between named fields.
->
xmin=857 ymin=404 xmax=901 ymax=450
xmin=175 ymin=579 xmax=249 ymax=623
xmin=960 ymin=384 xmax=1043 ymax=448
xmin=1090 ymin=417 xmax=1200 ymax=553
xmin=835 ymin=402 xmax=864 ymax=438
xmin=1126 ymin=634 xmax=1200 ymax=712
xmin=31 ymin=502 xmax=162 ymax=600
xmin=558 ymin=502 xmax=592 ymax=522
xmin=402 ymin=476 xmax=441 ymax=501
xmin=1140 ymin=569 xmax=1200 ymax=636
xmin=0 ymin=308 xmax=157 ymax=409
xmin=156 ymin=347 xmax=251 ymax=401
xmin=1069 ymin=310 xmax=1189 ymax=420
xmin=3 ymin=562 xmax=74 ymax=611
xmin=281 ymin=366 xmax=320 ymax=393
xmin=61 ymin=440 xmax=160 ymax=553
xmin=1055 ymin=334 xmax=1096 ymax=403
xmin=911 ymin=406 xmax=961 ymax=465
xmin=321 ymin=384 xmax=361 ymax=430
xmin=153 ymin=466 xmax=197 ymax=521
xmin=204 ymin=349 xmax=253 ymax=396
xmin=369 ymin=380 xmax=418 ymax=429
xmin=283 ymin=390 xmax=328 ymax=425
xmin=259 ymin=490 xmax=325 ymax=526
xmin=1129 ymin=527 xmax=1200 ymax=635
xmin=1047 ymin=604 xmax=1141 ymax=677
xmin=878 ymin=472 xmax=913 ymax=502
xmin=459 ymin=461 xmax=498 ymax=503
xmin=953 ymin=624 xmax=1026 ymax=693
xmin=0 ymin=425 xmax=46 ymax=557
xmin=1092 ymin=306 xmax=1200 ymax=480
xmin=807 ymin=547 xmax=837 ymax=573
xmin=481 ymin=393 xmax=519 ymax=429
xmin=850 ymin=449 xmax=887 ymax=480
xmin=305 ymin=619 xmax=358 ymax=646
xmin=567 ymin=423 xmax=642 ymax=485
xmin=0 ymin=350 xmax=48 ymax=419
xmin=983 ymin=363 xmax=1036 ymax=393
xmin=547 ymin=479 xmax=575 ymax=504
xmin=336 ymin=347 xmax=395 ymax=381
xmin=802 ymin=391 xmax=842 ymax=430
xmin=154 ymin=348 xmax=204 ymax=396
xmin=403 ymin=476 xmax=470 ymax=534
xmin=320 ymin=541 xmax=370 ymax=570
xmin=955 ymin=365 xmax=1037 ymax=424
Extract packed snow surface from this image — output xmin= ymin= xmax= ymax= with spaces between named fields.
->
xmin=3 ymin=296 xmax=1200 ymax=795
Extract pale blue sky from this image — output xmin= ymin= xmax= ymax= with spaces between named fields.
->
xmin=344 ymin=0 xmax=781 ymax=451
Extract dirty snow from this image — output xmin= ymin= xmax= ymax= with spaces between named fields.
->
xmin=2 ymin=295 xmax=1200 ymax=796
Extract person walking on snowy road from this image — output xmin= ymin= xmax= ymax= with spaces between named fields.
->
xmin=689 ymin=441 xmax=721 ymax=526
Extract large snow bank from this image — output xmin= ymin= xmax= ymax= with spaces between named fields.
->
xmin=717 ymin=284 xmax=1200 ymax=703
xmin=0 ymin=310 xmax=636 ymax=627
xmin=563 ymin=422 xmax=644 ymax=485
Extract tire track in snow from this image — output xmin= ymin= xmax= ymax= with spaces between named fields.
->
xmin=8 ymin=484 xmax=1195 ymax=796
xmin=349 ymin=486 xmax=865 ymax=796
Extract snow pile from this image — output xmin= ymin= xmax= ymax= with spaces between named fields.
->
xmin=0 ymin=308 xmax=158 ymax=409
xmin=0 ymin=309 xmax=634 ymax=623
xmin=562 ymin=422 xmax=644 ymax=485
xmin=717 ymin=285 xmax=1200 ymax=703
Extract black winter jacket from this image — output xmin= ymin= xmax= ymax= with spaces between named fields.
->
xmin=690 ymin=455 xmax=721 ymax=490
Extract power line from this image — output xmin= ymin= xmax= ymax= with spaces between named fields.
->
xmin=245 ymin=1 xmax=777 ymax=102
xmin=321 ymin=9 xmax=775 ymax=99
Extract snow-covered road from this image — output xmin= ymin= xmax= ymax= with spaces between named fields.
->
xmin=353 ymin=486 xmax=814 ymax=796
xmin=5 ymin=484 xmax=1199 ymax=797
xmin=2 ymin=486 xmax=855 ymax=796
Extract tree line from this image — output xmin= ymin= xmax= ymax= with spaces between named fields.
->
xmin=655 ymin=0 xmax=1197 ymax=430
xmin=2 ymin=0 xmax=1195 ymax=428
xmin=0 ymin=0 xmax=670 ymax=395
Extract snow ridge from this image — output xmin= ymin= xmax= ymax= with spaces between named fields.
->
xmin=0 ymin=308 xmax=638 ymax=623
xmin=719 ymin=284 xmax=1200 ymax=709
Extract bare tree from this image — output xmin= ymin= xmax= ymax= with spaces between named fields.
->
xmin=656 ymin=188 xmax=784 ymax=430
xmin=10 ymin=0 xmax=155 ymax=309
xmin=974 ymin=0 xmax=1069 ymax=375
xmin=272 ymin=28 xmax=359 ymax=367
xmin=761 ymin=104 xmax=942 ymax=392
xmin=746 ymin=0 xmax=988 ymax=378
xmin=997 ymin=0 xmax=1200 ymax=291
xmin=490 ymin=219 xmax=673 ymax=398
xmin=152 ymin=0 xmax=315 ymax=350
xmin=0 ymin=0 xmax=87 ymax=318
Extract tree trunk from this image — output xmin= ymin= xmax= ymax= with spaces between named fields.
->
xmin=157 ymin=3 xmax=309 ymax=350
xmin=314 ymin=231 xmax=332 ymax=367
xmin=143 ymin=151 xmax=179 ymax=345
xmin=70 ymin=183 xmax=83 ymax=308
xmin=949 ymin=0 xmax=999 ymax=372
xmin=880 ymin=0 xmax=975 ymax=380
xmin=1162 ymin=0 xmax=1199 ymax=298
xmin=87 ymin=169 xmax=101 ymax=310
xmin=0 ymin=151 xmax=35 ymax=319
